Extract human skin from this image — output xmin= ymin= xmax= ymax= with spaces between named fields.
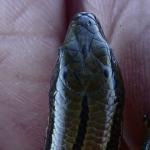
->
xmin=0 ymin=0 xmax=149 ymax=150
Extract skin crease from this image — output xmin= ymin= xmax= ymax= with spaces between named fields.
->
xmin=0 ymin=0 xmax=149 ymax=149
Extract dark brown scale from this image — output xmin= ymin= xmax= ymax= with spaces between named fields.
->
xmin=45 ymin=12 xmax=124 ymax=150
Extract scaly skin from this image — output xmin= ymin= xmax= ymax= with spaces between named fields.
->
xmin=142 ymin=115 xmax=150 ymax=150
xmin=45 ymin=12 xmax=124 ymax=150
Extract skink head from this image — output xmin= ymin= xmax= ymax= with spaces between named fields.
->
xmin=61 ymin=12 xmax=109 ymax=73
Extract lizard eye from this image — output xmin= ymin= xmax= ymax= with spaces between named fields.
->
xmin=87 ymin=20 xmax=92 ymax=26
